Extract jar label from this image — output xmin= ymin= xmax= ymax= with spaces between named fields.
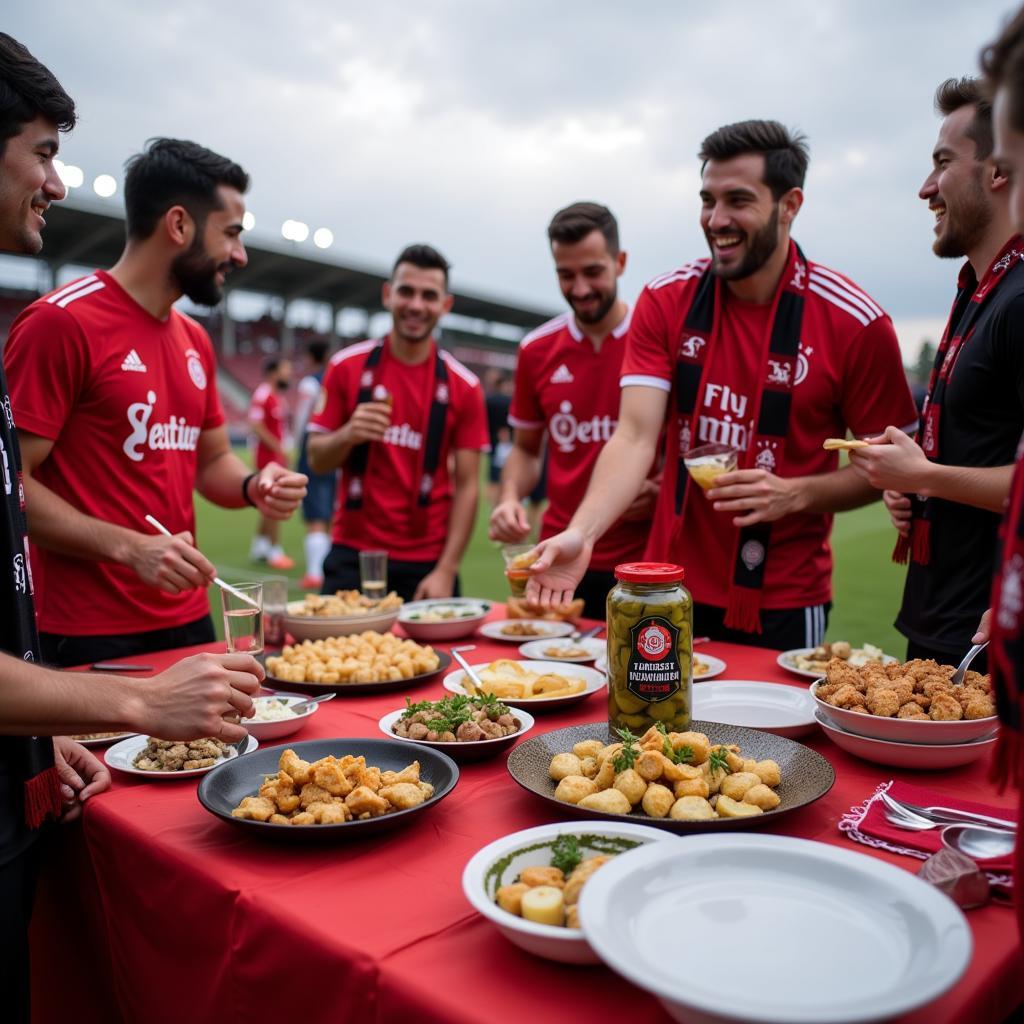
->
xmin=626 ymin=615 xmax=681 ymax=703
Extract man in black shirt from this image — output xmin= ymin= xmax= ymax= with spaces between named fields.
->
xmin=851 ymin=77 xmax=1024 ymax=668
xmin=0 ymin=34 xmax=263 ymax=1022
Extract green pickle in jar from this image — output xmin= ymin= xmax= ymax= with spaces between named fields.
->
xmin=606 ymin=563 xmax=692 ymax=734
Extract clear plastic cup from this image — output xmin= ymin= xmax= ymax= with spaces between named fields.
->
xmin=683 ymin=443 xmax=739 ymax=492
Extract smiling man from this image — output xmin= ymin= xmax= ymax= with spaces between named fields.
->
xmin=307 ymin=244 xmax=489 ymax=601
xmin=849 ymin=78 xmax=1024 ymax=668
xmin=526 ymin=120 xmax=916 ymax=649
xmin=3 ymin=138 xmax=307 ymax=665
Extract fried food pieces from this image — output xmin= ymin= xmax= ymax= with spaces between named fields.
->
xmin=132 ymin=736 xmax=231 ymax=772
xmin=266 ymin=631 xmax=440 ymax=685
xmin=549 ymin=728 xmax=782 ymax=820
xmin=817 ymin=658 xmax=995 ymax=721
xmin=290 ymin=590 xmax=403 ymax=617
xmin=470 ymin=660 xmax=587 ymax=700
xmin=231 ymin=749 xmax=434 ymax=825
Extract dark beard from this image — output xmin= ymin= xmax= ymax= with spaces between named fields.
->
xmin=171 ymin=237 xmax=227 ymax=306
xmin=708 ymin=205 xmax=780 ymax=280
xmin=933 ymin=168 xmax=992 ymax=259
xmin=570 ymin=288 xmax=617 ymax=325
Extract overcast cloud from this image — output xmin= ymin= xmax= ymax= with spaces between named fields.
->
xmin=5 ymin=0 xmax=1019 ymax=354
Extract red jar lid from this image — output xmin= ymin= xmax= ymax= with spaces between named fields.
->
xmin=614 ymin=562 xmax=685 ymax=584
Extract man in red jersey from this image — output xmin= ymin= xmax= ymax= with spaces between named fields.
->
xmin=4 ymin=138 xmax=307 ymax=666
xmin=527 ymin=120 xmax=917 ymax=650
xmin=248 ymin=355 xmax=295 ymax=569
xmin=307 ymin=244 xmax=489 ymax=602
xmin=489 ymin=202 xmax=656 ymax=618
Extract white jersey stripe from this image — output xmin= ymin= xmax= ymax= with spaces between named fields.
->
xmin=811 ymin=265 xmax=884 ymax=317
xmin=441 ymin=350 xmax=481 ymax=388
xmin=47 ymin=275 xmax=99 ymax=305
xmin=520 ymin=313 xmax=570 ymax=348
xmin=54 ymin=280 xmax=105 ymax=309
xmin=649 ymin=270 xmax=703 ymax=291
xmin=328 ymin=339 xmax=378 ymax=367
xmin=809 ymin=272 xmax=879 ymax=322
xmin=621 ymin=373 xmax=672 ymax=391
xmin=508 ymin=415 xmax=545 ymax=429
xmin=807 ymin=282 xmax=870 ymax=327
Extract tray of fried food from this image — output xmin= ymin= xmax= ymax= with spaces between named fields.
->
xmin=288 ymin=590 xmax=403 ymax=618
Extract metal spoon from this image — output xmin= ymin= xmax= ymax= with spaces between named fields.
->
xmin=941 ymin=823 xmax=1016 ymax=860
xmin=881 ymin=791 xmax=1016 ymax=832
xmin=568 ymin=624 xmax=603 ymax=643
xmin=287 ymin=693 xmax=336 ymax=715
xmin=450 ymin=645 xmax=487 ymax=696
xmin=951 ymin=641 xmax=988 ymax=685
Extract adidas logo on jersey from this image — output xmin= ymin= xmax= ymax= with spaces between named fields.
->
xmin=121 ymin=349 xmax=147 ymax=373
xmin=550 ymin=363 xmax=574 ymax=384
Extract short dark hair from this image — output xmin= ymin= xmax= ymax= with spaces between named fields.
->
xmin=981 ymin=9 xmax=1024 ymax=135
xmin=307 ymin=338 xmax=330 ymax=364
xmin=698 ymin=120 xmax=809 ymax=199
xmin=934 ymin=77 xmax=993 ymax=159
xmin=547 ymin=202 xmax=619 ymax=254
xmin=0 ymin=33 xmax=75 ymax=156
xmin=392 ymin=243 xmax=450 ymax=287
xmin=263 ymin=355 xmax=283 ymax=375
xmin=123 ymin=137 xmax=249 ymax=240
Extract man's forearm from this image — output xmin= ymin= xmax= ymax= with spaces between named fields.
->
xmin=0 ymin=653 xmax=144 ymax=735
xmin=918 ymin=463 xmax=1014 ymax=514
xmin=307 ymin=429 xmax=354 ymax=474
xmin=196 ymin=449 xmax=253 ymax=508
xmin=569 ymin=430 xmax=658 ymax=544
xmin=249 ymin=421 xmax=282 ymax=453
xmin=497 ymin=445 xmax=541 ymax=504
xmin=796 ymin=465 xmax=880 ymax=514
xmin=436 ymin=472 xmax=479 ymax=573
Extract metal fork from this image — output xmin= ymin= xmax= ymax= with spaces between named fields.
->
xmin=880 ymin=790 xmax=1015 ymax=831
xmin=951 ymin=641 xmax=988 ymax=685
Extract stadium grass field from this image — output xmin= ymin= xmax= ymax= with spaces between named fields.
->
xmin=195 ymin=458 xmax=910 ymax=655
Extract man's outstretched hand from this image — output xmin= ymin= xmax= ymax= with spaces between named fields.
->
xmin=523 ymin=529 xmax=591 ymax=608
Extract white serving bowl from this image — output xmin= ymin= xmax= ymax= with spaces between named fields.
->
xmin=245 ymin=693 xmax=321 ymax=741
xmin=378 ymin=706 xmax=534 ymax=761
xmin=398 ymin=598 xmax=491 ymax=641
xmin=283 ymin=600 xmax=399 ymax=641
xmin=462 ymin=821 xmax=671 ymax=964
xmin=816 ymin=713 xmax=998 ymax=769
xmin=811 ymin=679 xmax=998 ymax=745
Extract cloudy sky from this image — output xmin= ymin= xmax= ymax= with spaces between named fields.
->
xmin=6 ymin=1 xmax=1020 ymax=357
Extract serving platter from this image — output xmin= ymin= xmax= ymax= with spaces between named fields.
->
xmin=197 ymin=737 xmax=458 ymax=841
xmin=507 ymin=720 xmax=834 ymax=832
xmin=693 ymin=680 xmax=817 ymax=738
xmin=443 ymin=660 xmax=606 ymax=710
xmin=256 ymin=650 xmax=451 ymax=695
xmin=105 ymin=734 xmax=258 ymax=779
xmin=71 ymin=731 xmax=136 ymax=749
xmin=778 ymin=646 xmax=897 ymax=680
xmin=579 ymin=834 xmax=971 ymax=1023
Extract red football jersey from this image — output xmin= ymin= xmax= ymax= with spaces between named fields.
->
xmin=308 ymin=337 xmax=489 ymax=560
xmin=4 ymin=271 xmax=225 ymax=635
xmin=249 ymin=382 xmax=285 ymax=469
xmin=620 ymin=258 xmax=918 ymax=609
xmin=509 ymin=309 xmax=650 ymax=570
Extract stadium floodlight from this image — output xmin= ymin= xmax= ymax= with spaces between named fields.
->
xmin=313 ymin=227 xmax=333 ymax=249
xmin=291 ymin=220 xmax=309 ymax=243
xmin=93 ymin=174 xmax=117 ymax=198
xmin=54 ymin=160 xmax=84 ymax=189
xmin=242 ymin=211 xmax=256 ymax=231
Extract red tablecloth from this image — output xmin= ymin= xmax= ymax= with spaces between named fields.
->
xmin=30 ymin=620 xmax=1024 ymax=1024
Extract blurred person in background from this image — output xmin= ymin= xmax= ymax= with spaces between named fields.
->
xmin=248 ymin=355 xmax=295 ymax=569
xmin=850 ymin=77 xmax=1024 ymax=671
xmin=483 ymin=369 xmax=513 ymax=507
xmin=294 ymin=339 xmax=336 ymax=589
xmin=0 ymin=34 xmax=262 ymax=1022
xmin=307 ymin=244 xmax=489 ymax=601
xmin=489 ymin=202 xmax=656 ymax=618
xmin=4 ymin=137 xmax=307 ymax=666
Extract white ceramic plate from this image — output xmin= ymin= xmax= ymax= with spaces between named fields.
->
xmin=245 ymin=693 xmax=321 ymax=741
xmin=284 ymin=601 xmax=400 ymax=641
xmin=810 ymin=680 xmax=998 ymax=745
xmin=443 ymin=660 xmax=606 ymax=710
xmin=816 ymin=713 xmax=998 ymax=769
xmin=70 ymin=731 xmax=136 ymax=749
xmin=517 ymin=636 xmax=604 ymax=663
xmin=778 ymin=647 xmax=897 ymax=680
xmin=398 ymin=598 xmax=491 ymax=641
xmin=579 ymin=834 xmax=971 ymax=1024
xmin=594 ymin=655 xmax=607 ymax=674
xmin=462 ymin=821 xmax=672 ymax=964
xmin=378 ymin=706 xmax=535 ymax=760
xmin=105 ymin=734 xmax=258 ymax=779
xmin=693 ymin=653 xmax=726 ymax=680
xmin=693 ymin=680 xmax=817 ymax=738
xmin=478 ymin=619 xmax=574 ymax=642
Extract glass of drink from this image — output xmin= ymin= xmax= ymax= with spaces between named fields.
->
xmin=359 ymin=550 xmax=388 ymax=600
xmin=683 ymin=442 xmax=739 ymax=492
xmin=221 ymin=582 xmax=264 ymax=654
xmin=501 ymin=543 xmax=538 ymax=599
xmin=262 ymin=577 xmax=288 ymax=648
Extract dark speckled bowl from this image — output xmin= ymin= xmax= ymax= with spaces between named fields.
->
xmin=506 ymin=720 xmax=834 ymax=833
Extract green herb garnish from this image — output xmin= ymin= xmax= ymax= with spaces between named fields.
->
xmin=549 ymin=835 xmax=583 ymax=876
xmin=399 ymin=693 xmax=510 ymax=734
xmin=654 ymin=722 xmax=693 ymax=764
xmin=612 ymin=726 xmax=640 ymax=772
xmin=707 ymin=747 xmax=731 ymax=775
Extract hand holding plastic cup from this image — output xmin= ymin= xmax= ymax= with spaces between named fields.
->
xmin=683 ymin=443 xmax=739 ymax=492
xmin=501 ymin=542 xmax=539 ymax=598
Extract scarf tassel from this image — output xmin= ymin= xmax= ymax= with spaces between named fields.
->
xmin=892 ymin=533 xmax=910 ymax=565
xmin=724 ymin=587 xmax=762 ymax=635
xmin=892 ymin=520 xmax=930 ymax=566
xmin=24 ymin=765 xmax=61 ymax=829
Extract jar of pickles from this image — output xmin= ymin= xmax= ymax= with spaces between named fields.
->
xmin=606 ymin=563 xmax=692 ymax=734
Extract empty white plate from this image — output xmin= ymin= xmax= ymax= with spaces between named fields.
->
xmin=692 ymin=680 xmax=817 ymax=738
xmin=579 ymin=834 xmax=971 ymax=1024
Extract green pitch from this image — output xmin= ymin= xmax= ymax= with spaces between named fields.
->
xmin=196 ymin=465 xmax=909 ymax=654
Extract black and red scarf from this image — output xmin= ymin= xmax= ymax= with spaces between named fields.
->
xmin=343 ymin=337 xmax=450 ymax=534
xmin=0 ymin=365 xmax=61 ymax=828
xmin=894 ymin=235 xmax=1024 ymax=566
xmin=669 ymin=240 xmax=807 ymax=634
